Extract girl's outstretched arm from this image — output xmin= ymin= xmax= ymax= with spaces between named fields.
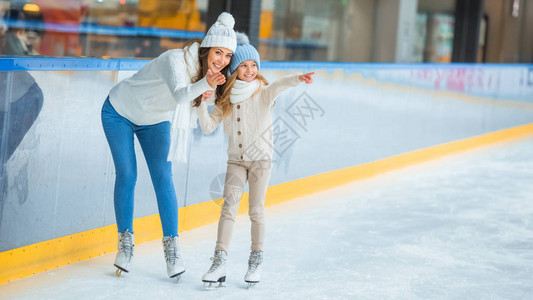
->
xmin=197 ymin=90 xmax=223 ymax=134
xmin=262 ymin=72 xmax=315 ymax=105
xmin=261 ymin=74 xmax=300 ymax=105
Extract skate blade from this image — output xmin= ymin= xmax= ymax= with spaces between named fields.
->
xmin=246 ymin=281 xmax=259 ymax=289
xmin=114 ymin=264 xmax=129 ymax=277
xmin=202 ymin=282 xmax=226 ymax=289
xmin=170 ymin=270 xmax=186 ymax=283
xmin=202 ymin=277 xmax=226 ymax=289
xmin=172 ymin=274 xmax=182 ymax=283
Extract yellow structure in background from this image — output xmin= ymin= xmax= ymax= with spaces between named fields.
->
xmin=23 ymin=4 xmax=41 ymax=13
xmin=138 ymin=0 xmax=205 ymax=32
xmin=137 ymin=1 xmax=273 ymax=37
xmin=259 ymin=10 xmax=273 ymax=39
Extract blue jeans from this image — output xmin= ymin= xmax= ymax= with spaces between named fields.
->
xmin=101 ymin=97 xmax=178 ymax=237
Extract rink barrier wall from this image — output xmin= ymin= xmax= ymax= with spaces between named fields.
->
xmin=2 ymin=57 xmax=529 ymax=71
xmin=1 ymin=122 xmax=533 ymax=284
xmin=1 ymin=58 xmax=533 ymax=284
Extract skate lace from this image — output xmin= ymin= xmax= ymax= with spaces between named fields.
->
xmin=119 ymin=232 xmax=134 ymax=260
xmin=163 ymin=237 xmax=179 ymax=264
xmin=208 ymin=253 xmax=225 ymax=273
xmin=248 ymin=250 xmax=263 ymax=272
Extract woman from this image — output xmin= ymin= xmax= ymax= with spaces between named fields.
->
xmin=101 ymin=12 xmax=236 ymax=279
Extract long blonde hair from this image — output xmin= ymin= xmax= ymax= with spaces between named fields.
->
xmin=183 ymin=38 xmax=231 ymax=108
xmin=216 ymin=73 xmax=269 ymax=117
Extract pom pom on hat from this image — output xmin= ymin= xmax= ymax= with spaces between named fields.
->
xmin=200 ymin=12 xmax=237 ymax=52
xmin=236 ymin=32 xmax=249 ymax=45
xmin=217 ymin=12 xmax=235 ymax=29
xmin=229 ymin=32 xmax=261 ymax=74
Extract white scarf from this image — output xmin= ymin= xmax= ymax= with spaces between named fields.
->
xmin=167 ymin=43 xmax=203 ymax=163
xmin=167 ymin=101 xmax=197 ymax=163
xmin=230 ymin=79 xmax=260 ymax=104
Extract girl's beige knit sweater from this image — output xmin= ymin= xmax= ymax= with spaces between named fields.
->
xmin=197 ymin=74 xmax=301 ymax=162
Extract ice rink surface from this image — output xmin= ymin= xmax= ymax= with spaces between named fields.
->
xmin=1 ymin=137 xmax=533 ymax=299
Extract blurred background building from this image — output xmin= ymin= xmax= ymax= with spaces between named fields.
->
xmin=0 ymin=0 xmax=531 ymax=63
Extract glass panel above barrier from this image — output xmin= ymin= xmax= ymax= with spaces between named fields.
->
xmin=0 ymin=0 xmax=208 ymax=58
xmin=1 ymin=0 xmax=531 ymax=63
xmin=258 ymin=0 xmax=453 ymax=63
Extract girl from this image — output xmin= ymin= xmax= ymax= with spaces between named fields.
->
xmin=101 ymin=12 xmax=236 ymax=279
xmin=196 ymin=33 xmax=314 ymax=287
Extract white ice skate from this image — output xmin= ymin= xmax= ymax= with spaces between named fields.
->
xmin=244 ymin=250 xmax=263 ymax=288
xmin=162 ymin=236 xmax=186 ymax=281
xmin=114 ymin=230 xmax=134 ymax=276
xmin=202 ymin=250 xmax=227 ymax=288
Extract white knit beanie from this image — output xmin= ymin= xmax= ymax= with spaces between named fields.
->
xmin=200 ymin=12 xmax=237 ymax=52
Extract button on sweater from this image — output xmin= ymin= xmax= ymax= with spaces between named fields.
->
xmin=197 ymin=74 xmax=301 ymax=161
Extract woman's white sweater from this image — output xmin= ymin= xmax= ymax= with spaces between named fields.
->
xmin=197 ymin=74 xmax=301 ymax=162
xmin=109 ymin=42 xmax=211 ymax=126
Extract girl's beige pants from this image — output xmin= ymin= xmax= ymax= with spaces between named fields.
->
xmin=215 ymin=160 xmax=272 ymax=252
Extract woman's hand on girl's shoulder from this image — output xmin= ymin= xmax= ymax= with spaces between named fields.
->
xmin=206 ymin=69 xmax=226 ymax=89
xmin=298 ymin=72 xmax=315 ymax=84
xmin=201 ymin=90 xmax=213 ymax=102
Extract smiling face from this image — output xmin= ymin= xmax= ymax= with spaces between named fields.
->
xmin=207 ymin=47 xmax=233 ymax=73
xmin=236 ymin=60 xmax=258 ymax=82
